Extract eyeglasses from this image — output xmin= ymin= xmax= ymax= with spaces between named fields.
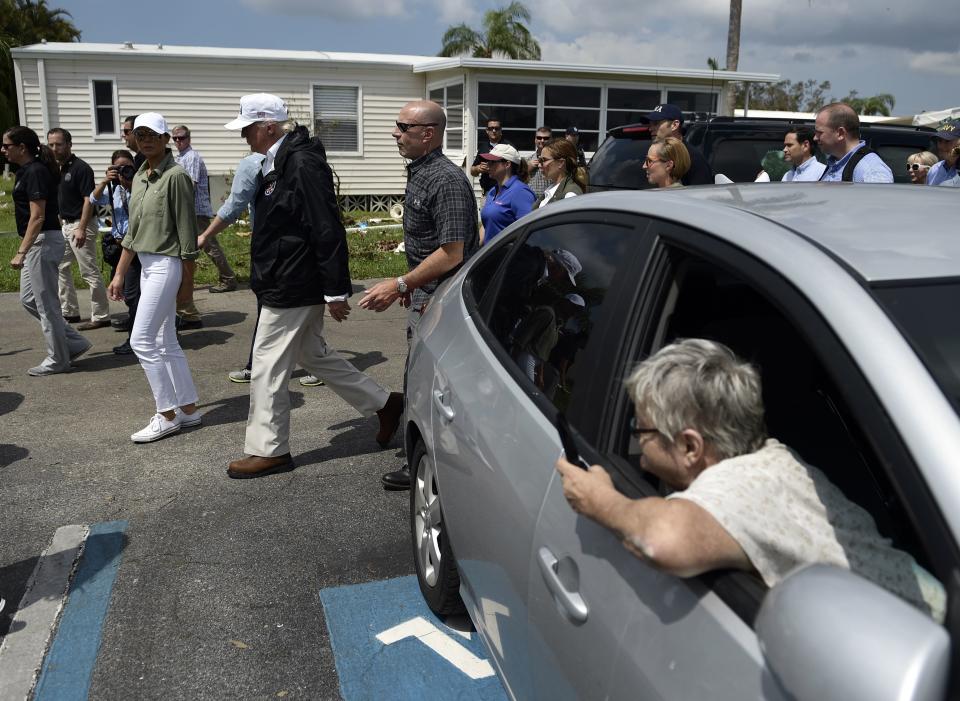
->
xmin=486 ymin=126 xmax=502 ymax=132
xmin=395 ymin=121 xmax=437 ymax=133
xmin=0 ymin=142 xmax=17 ymax=151
xmin=539 ymin=157 xmax=556 ymax=164
xmin=629 ymin=416 xmax=660 ymax=439
xmin=644 ymin=157 xmax=666 ymax=166
xmin=906 ymin=163 xmax=929 ymax=171
xmin=172 ymin=135 xmax=189 ymax=141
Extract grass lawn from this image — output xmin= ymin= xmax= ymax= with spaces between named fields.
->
xmin=0 ymin=188 xmax=407 ymax=292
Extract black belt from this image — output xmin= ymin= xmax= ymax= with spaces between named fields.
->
xmin=62 ymin=217 xmax=79 ymax=223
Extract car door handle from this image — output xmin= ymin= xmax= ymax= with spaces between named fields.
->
xmin=537 ymin=547 xmax=588 ymax=624
xmin=433 ymin=389 xmax=456 ymax=421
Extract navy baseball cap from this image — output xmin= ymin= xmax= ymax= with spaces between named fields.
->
xmin=932 ymin=117 xmax=960 ymax=141
xmin=644 ymin=104 xmax=683 ymax=124
xmin=565 ymin=126 xmax=580 ymax=135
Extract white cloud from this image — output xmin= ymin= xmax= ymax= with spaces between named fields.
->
xmin=909 ymin=50 xmax=960 ymax=76
xmin=240 ymin=0 xmax=407 ymax=19
xmin=432 ymin=0 xmax=479 ymax=25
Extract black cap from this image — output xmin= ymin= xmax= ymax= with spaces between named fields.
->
xmin=644 ymin=104 xmax=683 ymax=124
xmin=565 ymin=126 xmax=579 ymax=135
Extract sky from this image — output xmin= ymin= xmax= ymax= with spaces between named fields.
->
xmin=53 ymin=0 xmax=954 ymax=116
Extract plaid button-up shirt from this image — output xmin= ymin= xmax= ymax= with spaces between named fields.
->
xmin=404 ymin=148 xmax=479 ymax=307
xmin=174 ymin=146 xmax=215 ymax=217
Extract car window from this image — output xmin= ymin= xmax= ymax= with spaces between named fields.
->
xmin=588 ymin=131 xmax=652 ymax=190
xmin=705 ymin=130 xmax=785 ymax=182
xmin=872 ymin=144 xmax=928 ymax=184
xmin=481 ymin=218 xmax=637 ymax=418
xmin=607 ymin=237 xmax=948 ymax=621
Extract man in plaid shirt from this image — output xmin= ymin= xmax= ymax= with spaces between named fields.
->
xmin=360 ymin=99 xmax=479 ymax=489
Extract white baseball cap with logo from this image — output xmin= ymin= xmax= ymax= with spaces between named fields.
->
xmin=224 ymin=93 xmax=289 ymax=130
xmin=133 ymin=112 xmax=171 ymax=135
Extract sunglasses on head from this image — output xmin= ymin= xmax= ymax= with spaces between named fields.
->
xmin=395 ymin=121 xmax=437 ymax=133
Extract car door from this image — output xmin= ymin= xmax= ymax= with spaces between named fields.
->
xmin=431 ymin=211 xmax=650 ymax=700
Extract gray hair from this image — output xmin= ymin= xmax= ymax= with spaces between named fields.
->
xmin=624 ymin=339 xmax=767 ymax=460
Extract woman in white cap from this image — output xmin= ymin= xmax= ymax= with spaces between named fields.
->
xmin=479 ymin=143 xmax=535 ymax=245
xmin=107 ymin=113 xmax=202 ymax=442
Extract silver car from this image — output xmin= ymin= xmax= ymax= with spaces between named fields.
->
xmin=404 ymin=184 xmax=960 ymax=700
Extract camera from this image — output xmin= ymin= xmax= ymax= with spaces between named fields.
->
xmin=117 ymin=164 xmax=136 ymax=180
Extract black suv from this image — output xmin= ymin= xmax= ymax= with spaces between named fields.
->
xmin=587 ymin=116 xmax=937 ymax=190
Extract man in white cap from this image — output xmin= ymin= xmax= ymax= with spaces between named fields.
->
xmin=222 ymin=93 xmax=402 ymax=479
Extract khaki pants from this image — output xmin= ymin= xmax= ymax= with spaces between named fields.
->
xmin=198 ymin=215 xmax=236 ymax=285
xmin=58 ymin=220 xmax=110 ymax=321
xmin=176 ymin=215 xmax=206 ymax=322
xmin=245 ymin=304 xmax=389 ymax=457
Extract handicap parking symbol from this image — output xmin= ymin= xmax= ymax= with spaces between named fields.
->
xmin=319 ymin=576 xmax=508 ymax=700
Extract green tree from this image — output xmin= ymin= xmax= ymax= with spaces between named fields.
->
xmin=438 ymin=1 xmax=541 ymax=60
xmin=0 ymin=0 xmax=81 ymax=132
xmin=842 ymin=90 xmax=896 ymax=117
xmin=733 ymin=78 xmax=833 ymax=112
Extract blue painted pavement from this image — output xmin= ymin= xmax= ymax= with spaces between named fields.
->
xmin=34 ymin=520 xmax=128 ymax=701
xmin=319 ymin=575 xmax=508 ymax=701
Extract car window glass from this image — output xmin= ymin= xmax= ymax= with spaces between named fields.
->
xmin=872 ymin=144 xmax=928 ymax=184
xmin=706 ymin=130 xmax=785 ymax=182
xmin=588 ymin=132 xmax=652 ymax=190
xmin=484 ymin=220 xmax=636 ymax=416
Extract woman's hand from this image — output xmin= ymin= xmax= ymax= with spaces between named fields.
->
xmin=107 ymin=275 xmax=125 ymax=301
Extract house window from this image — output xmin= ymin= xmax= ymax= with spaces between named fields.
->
xmin=544 ymin=84 xmax=601 ymax=151
xmin=312 ymin=84 xmax=361 ymax=154
xmin=478 ymin=81 xmax=538 ymax=151
xmin=606 ymin=88 xmax=660 ymax=131
xmin=429 ymin=82 xmax=464 ymax=151
xmin=666 ymin=90 xmax=718 ymax=116
xmin=91 ymin=79 xmax=116 ymax=135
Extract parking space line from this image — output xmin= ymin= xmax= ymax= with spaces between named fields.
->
xmin=32 ymin=520 xmax=127 ymax=701
xmin=0 ymin=525 xmax=88 ymax=701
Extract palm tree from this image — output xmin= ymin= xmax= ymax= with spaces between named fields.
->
xmin=843 ymin=91 xmax=896 ymax=117
xmin=721 ymin=0 xmax=742 ymax=116
xmin=439 ymin=2 xmax=541 ymax=60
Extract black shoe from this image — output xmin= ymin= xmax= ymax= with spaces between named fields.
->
xmin=381 ymin=466 xmax=411 ymax=491
xmin=176 ymin=316 xmax=203 ymax=331
xmin=63 ymin=314 xmax=81 ymax=324
xmin=113 ymin=339 xmax=134 ymax=355
xmin=111 ymin=316 xmax=132 ymax=332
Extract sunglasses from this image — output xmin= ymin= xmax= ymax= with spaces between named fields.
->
xmin=486 ymin=126 xmax=502 ymax=131
xmin=396 ymin=121 xmax=437 ymax=133
xmin=172 ymin=135 xmax=189 ymax=141
xmin=535 ymin=136 xmax=550 ymax=141
xmin=539 ymin=157 xmax=556 ymax=164
xmin=133 ymin=130 xmax=161 ymax=141
xmin=906 ymin=163 xmax=929 ymax=171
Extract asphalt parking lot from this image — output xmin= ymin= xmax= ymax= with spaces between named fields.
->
xmin=0 ymin=282 xmax=502 ymax=700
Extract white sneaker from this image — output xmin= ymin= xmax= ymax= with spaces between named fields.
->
xmin=228 ymin=368 xmax=251 ymax=383
xmin=177 ymin=409 xmax=202 ymax=428
xmin=299 ymin=374 xmax=325 ymax=387
xmin=131 ymin=413 xmax=181 ymax=443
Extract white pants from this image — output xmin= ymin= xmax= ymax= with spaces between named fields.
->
xmin=131 ymin=253 xmax=199 ymax=413
xmin=58 ymin=220 xmax=110 ymax=321
xmin=245 ymin=304 xmax=389 ymax=457
xmin=21 ymin=230 xmax=89 ymax=371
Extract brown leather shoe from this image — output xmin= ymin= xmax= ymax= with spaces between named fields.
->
xmin=227 ymin=454 xmax=294 ymax=479
xmin=375 ymin=392 xmax=404 ymax=447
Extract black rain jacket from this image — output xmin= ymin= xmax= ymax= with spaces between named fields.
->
xmin=251 ymin=126 xmax=351 ymax=307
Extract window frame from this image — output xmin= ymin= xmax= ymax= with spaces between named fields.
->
xmin=594 ymin=222 xmax=958 ymax=624
xmin=310 ymin=81 xmax=363 ymax=157
xmin=427 ymin=78 xmax=465 ymax=155
xmin=88 ymin=76 xmax=119 ymax=140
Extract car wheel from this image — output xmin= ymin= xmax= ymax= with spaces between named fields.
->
xmin=410 ymin=439 xmax=466 ymax=616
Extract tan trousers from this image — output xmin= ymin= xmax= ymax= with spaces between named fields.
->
xmin=58 ymin=220 xmax=110 ymax=321
xmin=245 ymin=303 xmax=389 ymax=457
xmin=199 ymin=214 xmax=236 ymax=285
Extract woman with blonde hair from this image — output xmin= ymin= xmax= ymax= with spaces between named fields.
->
xmin=535 ymin=138 xmax=589 ymax=209
xmin=643 ymin=137 xmax=690 ymax=189
xmin=906 ymin=151 xmax=938 ymax=185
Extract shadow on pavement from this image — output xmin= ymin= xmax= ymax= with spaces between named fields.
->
xmin=195 ymin=310 xmax=248 ymax=329
xmin=335 ymin=349 xmax=389 ymax=374
xmin=198 ymin=390 xmax=306 ymax=428
xmin=0 ymin=347 xmax=29 ymax=358
xmin=0 ymin=392 xmax=28 ymax=468
xmin=74 ymin=351 xmax=140 ymax=372
xmin=293 ymin=415 xmax=398 ymax=469
xmin=179 ymin=329 xmax=234 ymax=350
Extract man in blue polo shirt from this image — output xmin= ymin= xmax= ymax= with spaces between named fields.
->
xmin=814 ymin=103 xmax=892 ymax=182
xmin=926 ymin=117 xmax=960 ymax=188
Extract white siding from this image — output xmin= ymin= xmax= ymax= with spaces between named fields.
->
xmin=18 ymin=55 xmax=427 ymax=200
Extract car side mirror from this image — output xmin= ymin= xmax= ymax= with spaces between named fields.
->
xmin=757 ymin=564 xmax=949 ymax=701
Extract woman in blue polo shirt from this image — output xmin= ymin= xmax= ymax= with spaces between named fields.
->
xmin=479 ymin=144 xmax=535 ymax=245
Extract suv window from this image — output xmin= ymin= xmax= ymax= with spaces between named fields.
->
xmin=587 ymin=125 xmax=652 ymax=191
xmin=480 ymin=218 xmax=637 ymax=418
xmin=703 ymin=129 xmax=786 ymax=182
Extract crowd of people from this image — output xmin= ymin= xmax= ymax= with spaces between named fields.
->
xmin=4 ymin=98 xmax=957 ymax=464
